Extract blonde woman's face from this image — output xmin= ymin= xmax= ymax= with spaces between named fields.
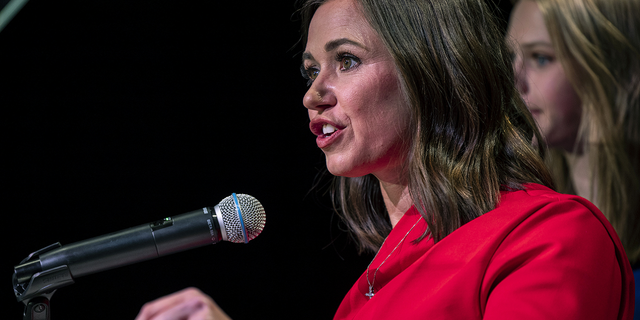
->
xmin=507 ymin=0 xmax=582 ymax=151
xmin=302 ymin=0 xmax=411 ymax=183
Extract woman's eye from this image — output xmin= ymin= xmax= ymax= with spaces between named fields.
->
xmin=339 ymin=56 xmax=360 ymax=71
xmin=532 ymin=53 xmax=552 ymax=67
xmin=300 ymin=64 xmax=319 ymax=85
xmin=307 ymin=68 xmax=320 ymax=80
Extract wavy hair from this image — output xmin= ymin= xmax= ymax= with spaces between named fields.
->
xmin=298 ymin=0 xmax=553 ymax=253
xmin=534 ymin=0 xmax=640 ymax=264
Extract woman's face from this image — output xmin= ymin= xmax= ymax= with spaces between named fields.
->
xmin=302 ymin=0 xmax=411 ymax=182
xmin=507 ymin=0 xmax=582 ymax=151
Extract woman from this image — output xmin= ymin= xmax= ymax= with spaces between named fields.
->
xmin=507 ymin=0 xmax=639 ymax=317
xmin=136 ymin=0 xmax=634 ymax=319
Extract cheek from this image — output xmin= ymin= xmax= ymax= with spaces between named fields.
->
xmin=546 ymin=79 xmax=581 ymax=124
xmin=539 ymin=78 xmax=582 ymax=148
xmin=358 ymin=71 xmax=405 ymax=114
xmin=354 ymin=75 xmax=410 ymax=149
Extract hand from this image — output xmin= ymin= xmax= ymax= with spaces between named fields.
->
xmin=135 ymin=287 xmax=231 ymax=320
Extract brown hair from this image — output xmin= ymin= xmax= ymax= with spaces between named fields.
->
xmin=534 ymin=0 xmax=640 ymax=265
xmin=299 ymin=0 xmax=553 ymax=253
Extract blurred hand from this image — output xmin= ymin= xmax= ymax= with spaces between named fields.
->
xmin=135 ymin=287 xmax=231 ymax=320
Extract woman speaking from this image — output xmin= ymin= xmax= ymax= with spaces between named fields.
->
xmin=135 ymin=0 xmax=635 ymax=319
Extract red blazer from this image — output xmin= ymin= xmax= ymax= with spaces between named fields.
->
xmin=334 ymin=184 xmax=635 ymax=319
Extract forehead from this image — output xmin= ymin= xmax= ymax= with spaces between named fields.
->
xmin=507 ymin=0 xmax=551 ymax=45
xmin=306 ymin=0 xmax=376 ymax=52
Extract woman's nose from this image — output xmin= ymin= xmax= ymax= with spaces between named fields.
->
xmin=512 ymin=56 xmax=529 ymax=95
xmin=303 ymin=74 xmax=337 ymax=113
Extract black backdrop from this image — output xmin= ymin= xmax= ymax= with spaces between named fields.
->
xmin=2 ymin=1 xmax=512 ymax=318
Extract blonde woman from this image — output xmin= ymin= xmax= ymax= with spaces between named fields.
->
xmin=508 ymin=0 xmax=639 ymax=317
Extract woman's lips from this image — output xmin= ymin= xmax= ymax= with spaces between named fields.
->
xmin=309 ymin=119 xmax=344 ymax=149
xmin=316 ymin=125 xmax=343 ymax=148
xmin=527 ymin=105 xmax=542 ymax=116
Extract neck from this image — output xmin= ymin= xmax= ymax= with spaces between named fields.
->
xmin=564 ymin=150 xmax=593 ymax=201
xmin=378 ymin=180 xmax=412 ymax=228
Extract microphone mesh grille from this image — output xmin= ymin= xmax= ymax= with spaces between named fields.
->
xmin=218 ymin=194 xmax=266 ymax=243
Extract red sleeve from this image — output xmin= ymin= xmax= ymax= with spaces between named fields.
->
xmin=482 ymin=199 xmax=624 ymax=319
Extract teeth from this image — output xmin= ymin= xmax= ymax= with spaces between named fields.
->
xmin=322 ymin=124 xmax=337 ymax=135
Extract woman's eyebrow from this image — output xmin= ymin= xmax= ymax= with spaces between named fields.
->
xmin=520 ymin=41 xmax=554 ymax=50
xmin=302 ymin=37 xmax=366 ymax=62
xmin=324 ymin=38 xmax=365 ymax=52
xmin=302 ymin=51 xmax=315 ymax=62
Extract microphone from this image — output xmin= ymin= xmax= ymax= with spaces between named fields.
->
xmin=12 ymin=193 xmax=266 ymax=302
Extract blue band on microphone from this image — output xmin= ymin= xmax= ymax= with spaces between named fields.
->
xmin=232 ymin=193 xmax=248 ymax=244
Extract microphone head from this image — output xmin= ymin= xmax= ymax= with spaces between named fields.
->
xmin=215 ymin=193 xmax=266 ymax=244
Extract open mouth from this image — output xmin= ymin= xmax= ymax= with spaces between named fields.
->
xmin=314 ymin=122 xmax=343 ymax=149
xmin=322 ymin=123 xmax=338 ymax=137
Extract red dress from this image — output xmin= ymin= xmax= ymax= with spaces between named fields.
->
xmin=334 ymin=184 xmax=635 ymax=319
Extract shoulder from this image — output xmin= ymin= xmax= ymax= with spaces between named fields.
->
xmin=477 ymin=184 xmax=633 ymax=319
xmin=445 ymin=183 xmax=620 ymax=261
xmin=458 ymin=184 xmax=617 ymax=245
xmin=486 ymin=183 xmax=619 ymax=258
xmin=494 ymin=183 xmax=611 ymax=235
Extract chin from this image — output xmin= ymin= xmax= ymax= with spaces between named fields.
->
xmin=325 ymin=160 xmax=368 ymax=178
xmin=326 ymin=166 xmax=363 ymax=178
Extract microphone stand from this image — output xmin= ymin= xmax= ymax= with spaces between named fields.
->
xmin=13 ymin=243 xmax=76 ymax=320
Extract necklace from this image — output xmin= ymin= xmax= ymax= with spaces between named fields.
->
xmin=365 ymin=216 xmax=422 ymax=299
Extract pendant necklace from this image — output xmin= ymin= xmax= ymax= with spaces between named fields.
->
xmin=365 ymin=216 xmax=422 ymax=299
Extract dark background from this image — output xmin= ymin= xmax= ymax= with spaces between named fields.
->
xmin=2 ymin=1 xmax=512 ymax=318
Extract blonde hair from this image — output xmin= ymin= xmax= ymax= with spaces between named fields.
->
xmin=535 ymin=0 xmax=640 ymax=264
